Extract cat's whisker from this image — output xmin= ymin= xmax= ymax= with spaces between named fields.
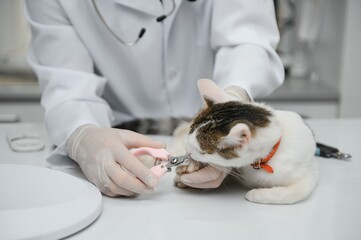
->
xmin=230 ymin=168 xmax=250 ymax=181
xmin=214 ymin=166 xmax=245 ymax=181
xmin=202 ymin=163 xmax=231 ymax=189
xmin=203 ymin=163 xmax=244 ymax=181
xmin=203 ymin=163 xmax=218 ymax=180
xmin=204 ymin=163 xmax=230 ymax=175
xmin=226 ymin=171 xmax=243 ymax=181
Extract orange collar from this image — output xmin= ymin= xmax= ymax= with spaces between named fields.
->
xmin=250 ymin=138 xmax=281 ymax=174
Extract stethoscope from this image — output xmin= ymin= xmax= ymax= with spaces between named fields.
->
xmin=92 ymin=0 xmax=196 ymax=46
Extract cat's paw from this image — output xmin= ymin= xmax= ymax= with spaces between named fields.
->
xmin=174 ymin=159 xmax=204 ymax=188
xmin=246 ymin=181 xmax=314 ymax=204
xmin=175 ymin=159 xmax=204 ymax=175
xmin=246 ymin=188 xmax=274 ymax=204
xmin=174 ymin=175 xmax=188 ymax=188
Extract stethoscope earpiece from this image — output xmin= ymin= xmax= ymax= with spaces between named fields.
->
xmin=138 ymin=28 xmax=146 ymax=38
xmin=93 ymin=0 xmax=196 ymax=45
xmin=157 ymin=0 xmax=176 ymax=22
xmin=156 ymin=15 xmax=167 ymax=22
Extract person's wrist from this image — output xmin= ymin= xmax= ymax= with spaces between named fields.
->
xmin=66 ymin=124 xmax=98 ymax=160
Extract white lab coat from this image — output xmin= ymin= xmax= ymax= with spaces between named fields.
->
xmin=25 ymin=0 xmax=284 ymax=161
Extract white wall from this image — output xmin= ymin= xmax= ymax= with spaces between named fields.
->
xmin=339 ymin=0 xmax=361 ymax=117
xmin=0 ymin=0 xmax=31 ymax=70
xmin=311 ymin=0 xmax=346 ymax=88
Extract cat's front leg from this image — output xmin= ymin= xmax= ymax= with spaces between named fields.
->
xmin=174 ymin=160 xmax=204 ymax=188
xmin=245 ymin=175 xmax=318 ymax=204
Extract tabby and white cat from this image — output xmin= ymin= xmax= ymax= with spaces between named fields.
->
xmin=172 ymin=79 xmax=318 ymax=205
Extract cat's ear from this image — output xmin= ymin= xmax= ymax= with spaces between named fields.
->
xmin=203 ymin=96 xmax=215 ymax=108
xmin=198 ymin=79 xmax=235 ymax=105
xmin=218 ymin=123 xmax=251 ymax=149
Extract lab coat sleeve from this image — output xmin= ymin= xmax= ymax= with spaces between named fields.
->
xmin=211 ymin=0 xmax=285 ymax=98
xmin=24 ymin=1 xmax=113 ymax=154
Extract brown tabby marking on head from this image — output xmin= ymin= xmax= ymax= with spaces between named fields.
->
xmin=190 ymin=99 xmax=272 ymax=159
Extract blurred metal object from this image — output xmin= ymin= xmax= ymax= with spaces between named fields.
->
xmin=315 ymin=142 xmax=352 ymax=160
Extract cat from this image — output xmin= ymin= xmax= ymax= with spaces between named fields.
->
xmin=171 ymin=79 xmax=318 ymax=205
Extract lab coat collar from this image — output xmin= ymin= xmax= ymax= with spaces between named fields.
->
xmin=114 ymin=0 xmax=183 ymax=17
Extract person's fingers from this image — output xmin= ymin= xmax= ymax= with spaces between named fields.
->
xmin=175 ymin=165 xmax=229 ymax=189
xmin=118 ymin=130 xmax=165 ymax=149
xmin=102 ymin=180 xmax=136 ymax=197
xmin=178 ymin=174 xmax=225 ymax=189
xmin=179 ymin=165 xmax=225 ymax=184
xmin=106 ymin=162 xmax=153 ymax=194
xmin=113 ymin=145 xmax=159 ymax=188
xmin=92 ymin=171 xmax=135 ymax=197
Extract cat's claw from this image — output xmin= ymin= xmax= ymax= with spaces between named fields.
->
xmin=174 ymin=175 xmax=189 ymax=188
xmin=174 ymin=159 xmax=204 ymax=188
xmin=175 ymin=159 xmax=203 ymax=175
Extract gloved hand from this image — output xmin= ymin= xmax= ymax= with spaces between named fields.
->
xmin=174 ymin=160 xmax=230 ymax=189
xmin=67 ymin=124 xmax=165 ymax=197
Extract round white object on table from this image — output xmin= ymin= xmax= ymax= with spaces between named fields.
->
xmin=0 ymin=164 xmax=102 ymax=240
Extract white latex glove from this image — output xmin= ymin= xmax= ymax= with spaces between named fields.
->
xmin=175 ymin=160 xmax=230 ymax=189
xmin=67 ymin=124 xmax=165 ymax=197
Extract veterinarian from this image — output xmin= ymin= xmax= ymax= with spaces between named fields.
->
xmin=25 ymin=0 xmax=284 ymax=196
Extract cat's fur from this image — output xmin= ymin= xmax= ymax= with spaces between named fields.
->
xmin=171 ymin=79 xmax=318 ymax=205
